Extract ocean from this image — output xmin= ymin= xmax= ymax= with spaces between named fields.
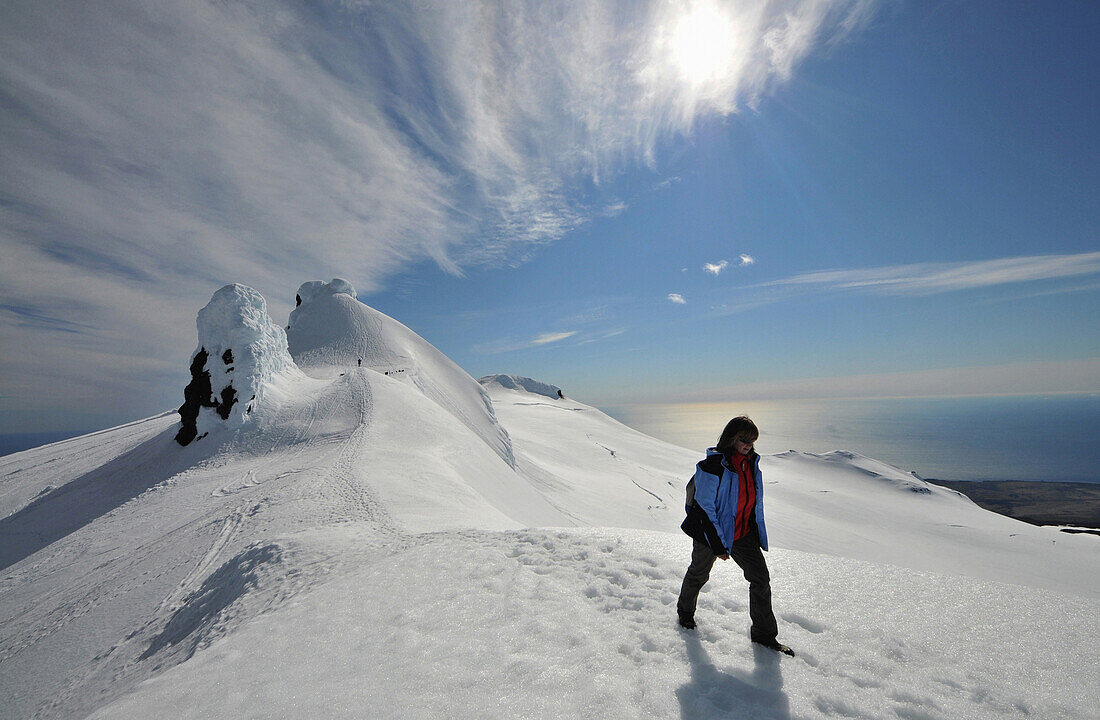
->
xmin=601 ymin=394 xmax=1100 ymax=484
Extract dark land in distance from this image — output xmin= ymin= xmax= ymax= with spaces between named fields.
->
xmin=929 ymin=480 xmax=1100 ymax=532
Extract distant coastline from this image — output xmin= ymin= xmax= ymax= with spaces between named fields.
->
xmin=927 ymin=480 xmax=1100 ymax=531
xmin=604 ymin=395 xmax=1100 ymax=485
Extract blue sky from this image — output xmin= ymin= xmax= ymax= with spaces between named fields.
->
xmin=367 ymin=1 xmax=1100 ymax=405
xmin=1 ymin=0 xmax=1097 ymax=435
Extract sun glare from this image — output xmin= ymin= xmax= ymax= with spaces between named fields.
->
xmin=669 ymin=1 xmax=735 ymax=85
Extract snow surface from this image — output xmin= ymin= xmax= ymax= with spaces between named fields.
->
xmin=1 ymin=288 xmax=1097 ymax=720
xmin=87 ymin=530 xmax=1098 ymax=720
xmin=287 ymin=278 xmax=514 ymax=467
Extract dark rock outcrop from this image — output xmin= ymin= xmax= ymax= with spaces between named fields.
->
xmin=175 ymin=346 xmax=239 ymax=446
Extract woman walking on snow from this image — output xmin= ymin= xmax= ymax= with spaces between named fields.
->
xmin=677 ymin=416 xmax=793 ymax=656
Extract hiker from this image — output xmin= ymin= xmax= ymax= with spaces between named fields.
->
xmin=676 ymin=416 xmax=793 ymax=656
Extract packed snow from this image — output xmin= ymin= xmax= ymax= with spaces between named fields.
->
xmin=1 ymin=284 xmax=1097 ymax=720
xmin=86 ymin=530 xmax=1097 ymax=720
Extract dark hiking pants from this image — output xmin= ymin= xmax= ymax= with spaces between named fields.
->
xmin=676 ymin=528 xmax=778 ymax=643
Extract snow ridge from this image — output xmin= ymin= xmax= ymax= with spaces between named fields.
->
xmin=286 ymin=279 xmax=515 ymax=467
xmin=479 ymin=374 xmax=563 ymax=399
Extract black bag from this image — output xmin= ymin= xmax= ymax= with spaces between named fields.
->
xmin=680 ymin=458 xmax=727 ymax=554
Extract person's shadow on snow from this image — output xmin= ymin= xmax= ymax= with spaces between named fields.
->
xmin=0 ymin=426 xmax=204 ymax=571
xmin=676 ymin=631 xmax=791 ymax=720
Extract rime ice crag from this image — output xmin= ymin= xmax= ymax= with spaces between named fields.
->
xmin=284 ymin=278 xmax=363 ymax=367
xmin=176 ymin=284 xmax=297 ymax=446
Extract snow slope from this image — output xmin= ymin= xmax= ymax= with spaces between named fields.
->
xmin=486 ymin=380 xmax=1098 ymax=596
xmin=287 ymin=279 xmax=514 ymax=466
xmin=87 ymin=530 xmax=1097 ymax=720
xmin=481 ymin=376 xmax=695 ymax=531
xmin=1 ymin=286 xmax=1097 ymax=720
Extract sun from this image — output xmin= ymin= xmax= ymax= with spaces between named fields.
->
xmin=669 ymin=1 xmax=735 ymax=85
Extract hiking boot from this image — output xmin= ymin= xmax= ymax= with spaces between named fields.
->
xmin=753 ymin=639 xmax=794 ymax=656
xmin=678 ymin=614 xmax=696 ymax=630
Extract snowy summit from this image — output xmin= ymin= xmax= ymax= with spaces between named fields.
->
xmin=0 ymin=282 xmax=1097 ymax=720
xmin=287 ymin=278 xmax=514 ymax=466
xmin=479 ymin=374 xmax=564 ymax=400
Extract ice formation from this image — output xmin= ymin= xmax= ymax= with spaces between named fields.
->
xmin=478 ymin=374 xmax=564 ymax=400
xmin=285 ymin=278 xmax=363 ymax=368
xmin=175 ymin=284 xmax=296 ymax=445
xmin=292 ymin=278 xmax=357 ymax=312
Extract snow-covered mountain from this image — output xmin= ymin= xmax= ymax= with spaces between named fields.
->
xmin=287 ymin=279 xmax=514 ymax=467
xmin=1 ymin=284 xmax=1096 ymax=720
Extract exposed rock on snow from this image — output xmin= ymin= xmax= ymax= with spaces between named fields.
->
xmin=176 ymin=284 xmax=298 ymax=445
xmin=479 ymin=374 xmax=564 ymax=400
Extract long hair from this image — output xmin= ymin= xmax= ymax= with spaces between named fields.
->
xmin=716 ymin=415 xmax=759 ymax=455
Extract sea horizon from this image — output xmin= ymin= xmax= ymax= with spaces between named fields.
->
xmin=601 ymin=393 xmax=1100 ymax=485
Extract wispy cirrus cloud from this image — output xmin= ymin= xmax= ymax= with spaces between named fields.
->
xmin=739 ymin=254 xmax=756 ymax=266
xmin=0 ymin=0 xmax=881 ymax=429
xmin=532 ymin=331 xmax=578 ymax=346
xmin=474 ymin=329 xmax=582 ymax=354
xmin=668 ymin=293 xmax=687 ymax=305
xmin=761 ymin=252 xmax=1100 ymax=295
xmin=601 ymin=201 xmax=628 ymax=218
xmin=699 ymin=251 xmax=1100 ymax=319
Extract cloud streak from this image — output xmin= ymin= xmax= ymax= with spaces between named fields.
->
xmin=531 ymin=331 xmax=578 ymax=346
xmin=0 ymin=0 xmax=880 ymax=429
xmin=473 ymin=329 xmax=587 ymax=354
xmin=761 ymin=252 xmax=1100 ymax=295
xmin=601 ymin=201 xmax=628 ymax=218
